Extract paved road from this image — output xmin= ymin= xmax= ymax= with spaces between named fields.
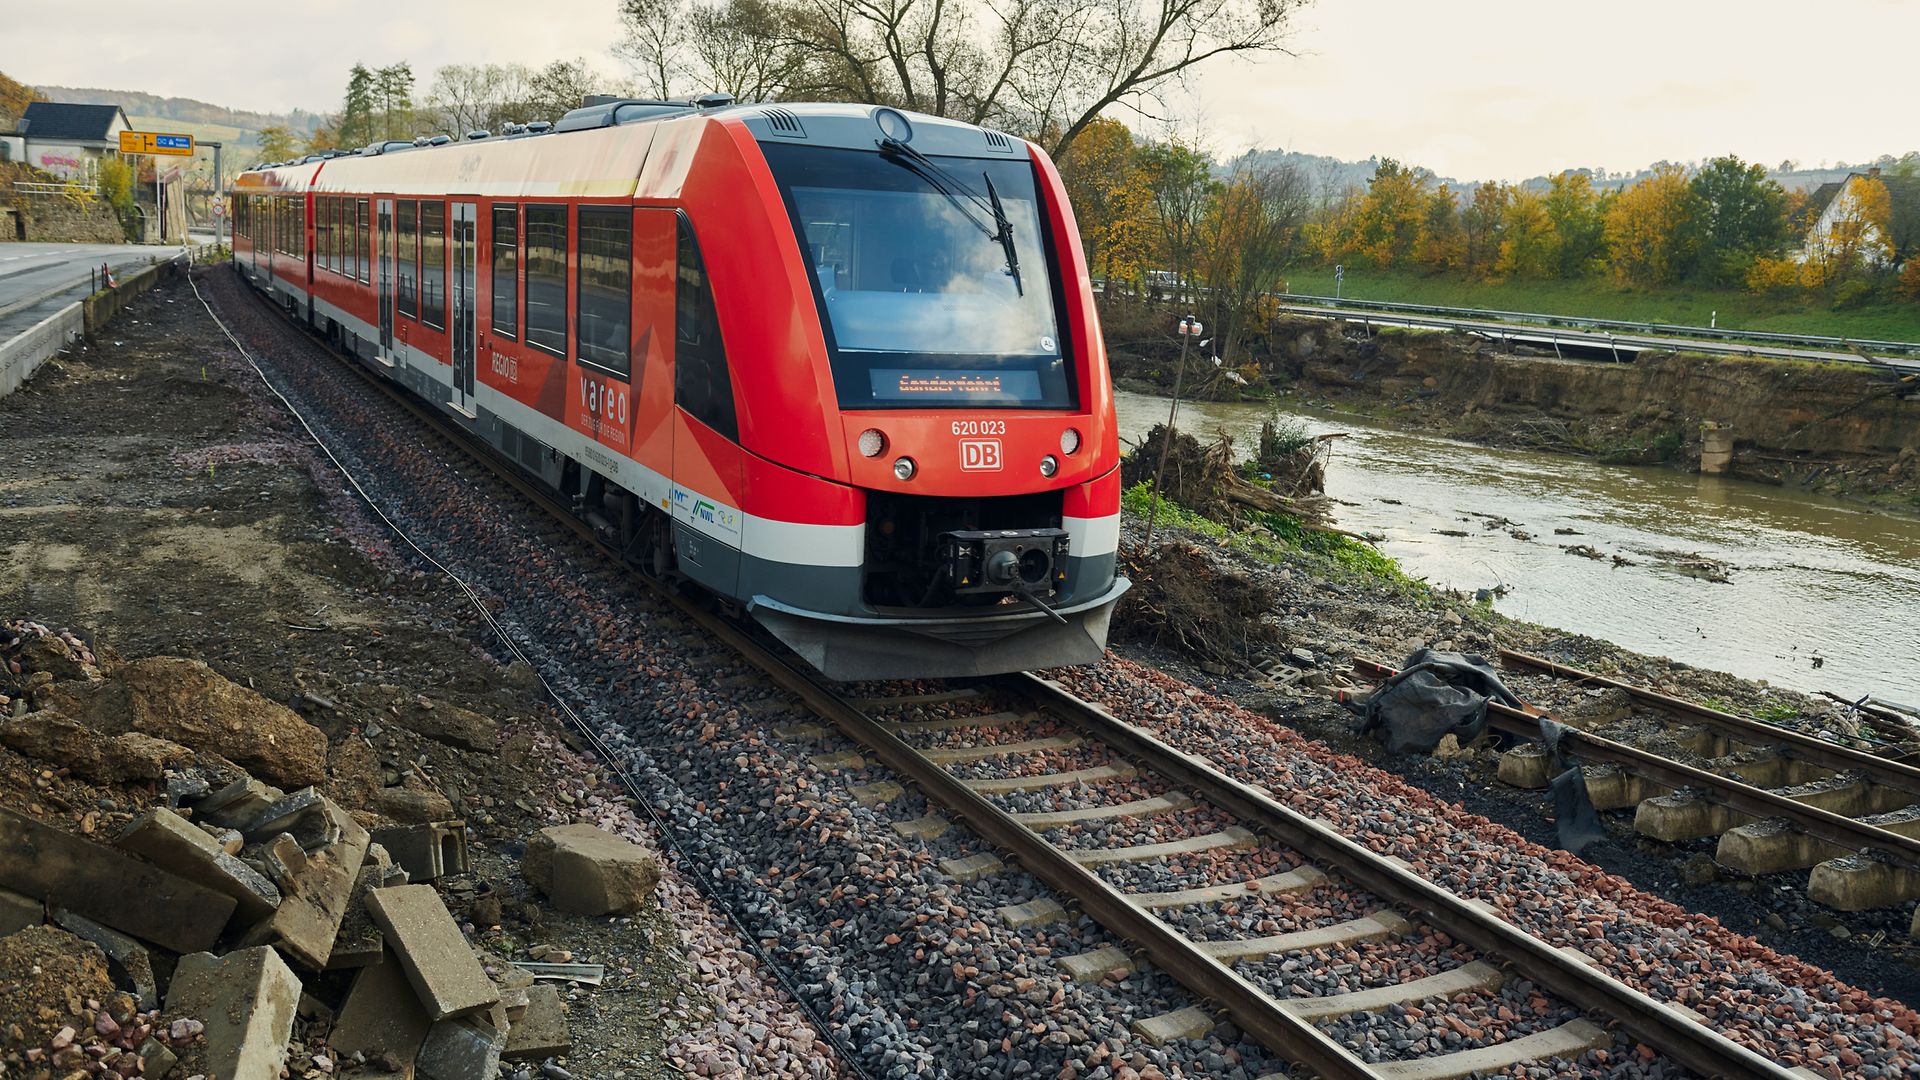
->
xmin=0 ymin=242 xmax=187 ymax=341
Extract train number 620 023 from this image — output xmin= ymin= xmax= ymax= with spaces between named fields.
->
xmin=950 ymin=419 xmax=1007 ymax=436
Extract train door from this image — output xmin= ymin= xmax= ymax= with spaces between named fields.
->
xmin=377 ymin=200 xmax=395 ymax=358
xmin=449 ymin=201 xmax=478 ymax=415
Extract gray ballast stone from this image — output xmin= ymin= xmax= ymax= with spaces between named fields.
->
xmin=116 ymin=806 xmax=282 ymax=920
xmin=365 ymin=884 xmax=500 ymax=1020
xmin=164 ymin=946 xmax=302 ymax=1080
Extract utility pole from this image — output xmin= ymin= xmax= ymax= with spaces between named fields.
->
xmin=1142 ymin=314 xmax=1200 ymax=550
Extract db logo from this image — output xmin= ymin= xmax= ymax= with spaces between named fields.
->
xmin=959 ymin=438 xmax=1003 ymax=471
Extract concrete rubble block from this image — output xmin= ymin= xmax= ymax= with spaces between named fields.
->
xmin=136 ymin=1036 xmax=177 ymax=1078
xmin=329 ymin=852 xmax=410 ymax=971
xmin=52 ymin=908 xmax=159 ymax=1011
xmin=502 ymin=984 xmax=570 ymax=1061
xmin=243 ymin=798 xmax=371 ymax=970
xmin=191 ymin=775 xmax=285 ymax=830
xmin=1494 ymin=743 xmax=1553 ymax=789
xmin=365 ymin=884 xmax=500 ymax=1020
xmin=418 ymin=1013 xmax=507 ymax=1080
xmin=332 ymin=947 xmax=434 ymax=1073
xmin=115 ymin=806 xmax=283 ymax=921
xmin=0 ymin=884 xmax=41 ymax=936
xmin=244 ymin=787 xmax=344 ymax=850
xmin=1132 ymin=1005 xmax=1215 ymax=1046
xmin=371 ymin=822 xmax=470 ymax=883
xmin=163 ymin=945 xmax=303 ymax=1080
xmin=521 ymin=824 xmax=661 ymax=916
xmin=0 ymin=806 xmax=237 ymax=953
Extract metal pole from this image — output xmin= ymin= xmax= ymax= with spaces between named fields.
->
xmin=1142 ymin=316 xmax=1195 ymax=550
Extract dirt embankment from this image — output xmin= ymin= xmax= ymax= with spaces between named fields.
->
xmin=1106 ymin=304 xmax=1920 ymax=508
xmin=0 ymin=278 xmax=822 ymax=1079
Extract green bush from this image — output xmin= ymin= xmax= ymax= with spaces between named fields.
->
xmin=1832 ymin=279 xmax=1877 ymax=311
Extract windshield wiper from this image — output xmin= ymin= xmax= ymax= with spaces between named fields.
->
xmin=877 ymin=138 xmax=1024 ymax=296
xmin=982 ymin=171 xmax=1023 ymax=297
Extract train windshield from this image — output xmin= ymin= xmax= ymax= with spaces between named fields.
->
xmin=762 ymin=142 xmax=1072 ymax=409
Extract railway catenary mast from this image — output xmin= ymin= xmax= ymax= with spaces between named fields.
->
xmin=229 ymin=99 xmax=1127 ymax=680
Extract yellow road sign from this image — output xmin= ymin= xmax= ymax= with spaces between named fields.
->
xmin=118 ymin=131 xmax=194 ymax=156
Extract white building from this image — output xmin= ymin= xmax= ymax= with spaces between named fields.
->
xmin=1796 ymin=167 xmax=1920 ymax=269
xmin=0 ymin=102 xmax=133 ymax=182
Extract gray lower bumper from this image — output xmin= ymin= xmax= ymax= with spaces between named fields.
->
xmin=749 ymin=578 xmax=1131 ymax=681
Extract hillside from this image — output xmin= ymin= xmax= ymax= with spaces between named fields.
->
xmin=0 ymin=71 xmax=45 ymax=128
xmin=35 ymin=84 xmax=322 ymax=135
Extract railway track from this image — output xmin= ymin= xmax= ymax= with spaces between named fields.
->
xmin=1351 ymin=651 xmax=1920 ymax=917
xmin=189 ymin=274 xmax=1824 ymax=1079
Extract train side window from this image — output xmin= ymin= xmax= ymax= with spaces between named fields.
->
xmin=398 ymin=200 xmax=418 ymax=318
xmin=323 ymin=199 xmax=336 ymax=274
xmin=673 ymin=212 xmax=736 ymax=441
xmin=331 ymin=199 xmax=343 ymax=275
xmin=576 ymin=205 xmax=630 ymax=377
xmin=420 ymin=200 xmax=446 ymax=330
xmin=524 ymin=204 xmax=567 ymax=358
xmin=357 ymin=198 xmax=371 ymax=283
xmin=491 ymin=204 xmax=518 ymax=340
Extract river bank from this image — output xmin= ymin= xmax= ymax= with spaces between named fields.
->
xmin=1103 ymin=304 xmax=1920 ymax=511
xmin=1115 ymin=388 xmax=1920 ymax=704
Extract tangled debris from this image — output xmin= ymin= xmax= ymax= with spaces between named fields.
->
xmin=1121 ymin=422 xmax=1332 ymax=527
xmin=1112 ymin=539 xmax=1282 ymax=674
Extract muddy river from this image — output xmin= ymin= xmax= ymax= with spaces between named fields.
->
xmin=1115 ymin=389 xmax=1920 ymax=704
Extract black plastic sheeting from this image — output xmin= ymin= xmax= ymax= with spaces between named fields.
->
xmin=1360 ymin=650 xmax=1604 ymax=853
xmin=1359 ymin=649 xmax=1523 ymax=755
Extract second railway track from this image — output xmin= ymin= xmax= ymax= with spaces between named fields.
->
xmin=192 ymin=264 xmax=1920 ymax=1078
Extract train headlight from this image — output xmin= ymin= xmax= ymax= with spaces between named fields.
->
xmin=858 ymin=429 xmax=888 ymax=458
xmin=893 ymin=456 xmax=917 ymax=481
xmin=1060 ymin=428 xmax=1082 ymax=455
xmin=1039 ymin=455 xmax=1059 ymax=477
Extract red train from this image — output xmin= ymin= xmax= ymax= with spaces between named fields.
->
xmin=230 ymin=99 xmax=1126 ymax=679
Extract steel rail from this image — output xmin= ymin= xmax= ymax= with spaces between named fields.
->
xmin=1014 ymin=673 xmax=1799 ymax=1080
xmin=1499 ymin=649 xmax=1920 ymax=797
xmin=1351 ymin=658 xmax=1920 ymax=874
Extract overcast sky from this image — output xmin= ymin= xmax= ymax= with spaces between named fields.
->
xmin=11 ymin=0 xmax=1914 ymax=182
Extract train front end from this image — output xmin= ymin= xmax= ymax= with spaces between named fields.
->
xmin=729 ymin=105 xmax=1127 ymax=680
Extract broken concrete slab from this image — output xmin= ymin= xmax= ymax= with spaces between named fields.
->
xmin=521 ymin=824 xmax=660 ymax=916
xmin=502 ymin=984 xmax=570 ymax=1061
xmin=164 ymin=946 xmax=302 ymax=1080
xmin=245 ymin=787 xmax=343 ymax=850
xmin=371 ymin=822 xmax=469 ymax=883
xmin=0 ymin=807 xmax=237 ymax=953
xmin=115 ymin=656 xmax=329 ymax=788
xmin=328 ymin=856 xmax=409 ymax=971
xmin=191 ymin=775 xmax=285 ymax=830
xmin=332 ymin=948 xmax=434 ymax=1073
xmin=366 ymin=885 xmax=499 ymax=1020
xmin=0 ymin=884 xmax=40 ymax=936
xmin=243 ymin=799 xmax=371 ymax=970
xmin=115 ymin=806 xmax=282 ymax=920
xmin=418 ymin=1014 xmax=507 ymax=1080
xmin=52 ymin=908 xmax=159 ymax=1011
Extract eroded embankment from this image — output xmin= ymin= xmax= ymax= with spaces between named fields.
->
xmin=1108 ymin=312 xmax=1920 ymax=508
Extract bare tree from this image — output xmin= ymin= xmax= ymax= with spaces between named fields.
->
xmin=521 ymin=59 xmax=613 ymax=123
xmin=617 ymin=0 xmax=688 ymax=98
xmin=426 ymin=64 xmax=535 ymax=136
xmin=1195 ymin=159 xmax=1310 ymax=361
xmin=616 ymin=0 xmax=1306 ymax=158
xmin=691 ymin=0 xmax=808 ymax=101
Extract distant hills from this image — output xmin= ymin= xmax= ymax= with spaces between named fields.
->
xmin=33 ymin=84 xmax=325 ymax=143
xmin=1230 ymin=147 xmax=1913 ymax=197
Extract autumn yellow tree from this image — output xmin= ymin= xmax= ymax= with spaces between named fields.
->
xmin=1101 ymin=170 xmax=1156 ymax=294
xmin=1802 ymin=175 xmax=1893 ymax=287
xmin=1413 ymin=186 xmax=1462 ymax=273
xmin=1331 ymin=159 xmax=1434 ymax=269
xmin=1459 ymin=181 xmax=1508 ymax=280
xmin=1058 ymin=118 xmax=1140 ymax=285
xmin=1497 ymin=188 xmax=1556 ymax=279
xmin=1603 ymin=165 xmax=1699 ymax=286
xmin=1195 ymin=162 xmax=1311 ymax=362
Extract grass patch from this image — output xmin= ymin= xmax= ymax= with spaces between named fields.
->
xmin=1282 ymin=266 xmax=1920 ymax=343
xmin=1123 ymin=481 xmax=1412 ymax=585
